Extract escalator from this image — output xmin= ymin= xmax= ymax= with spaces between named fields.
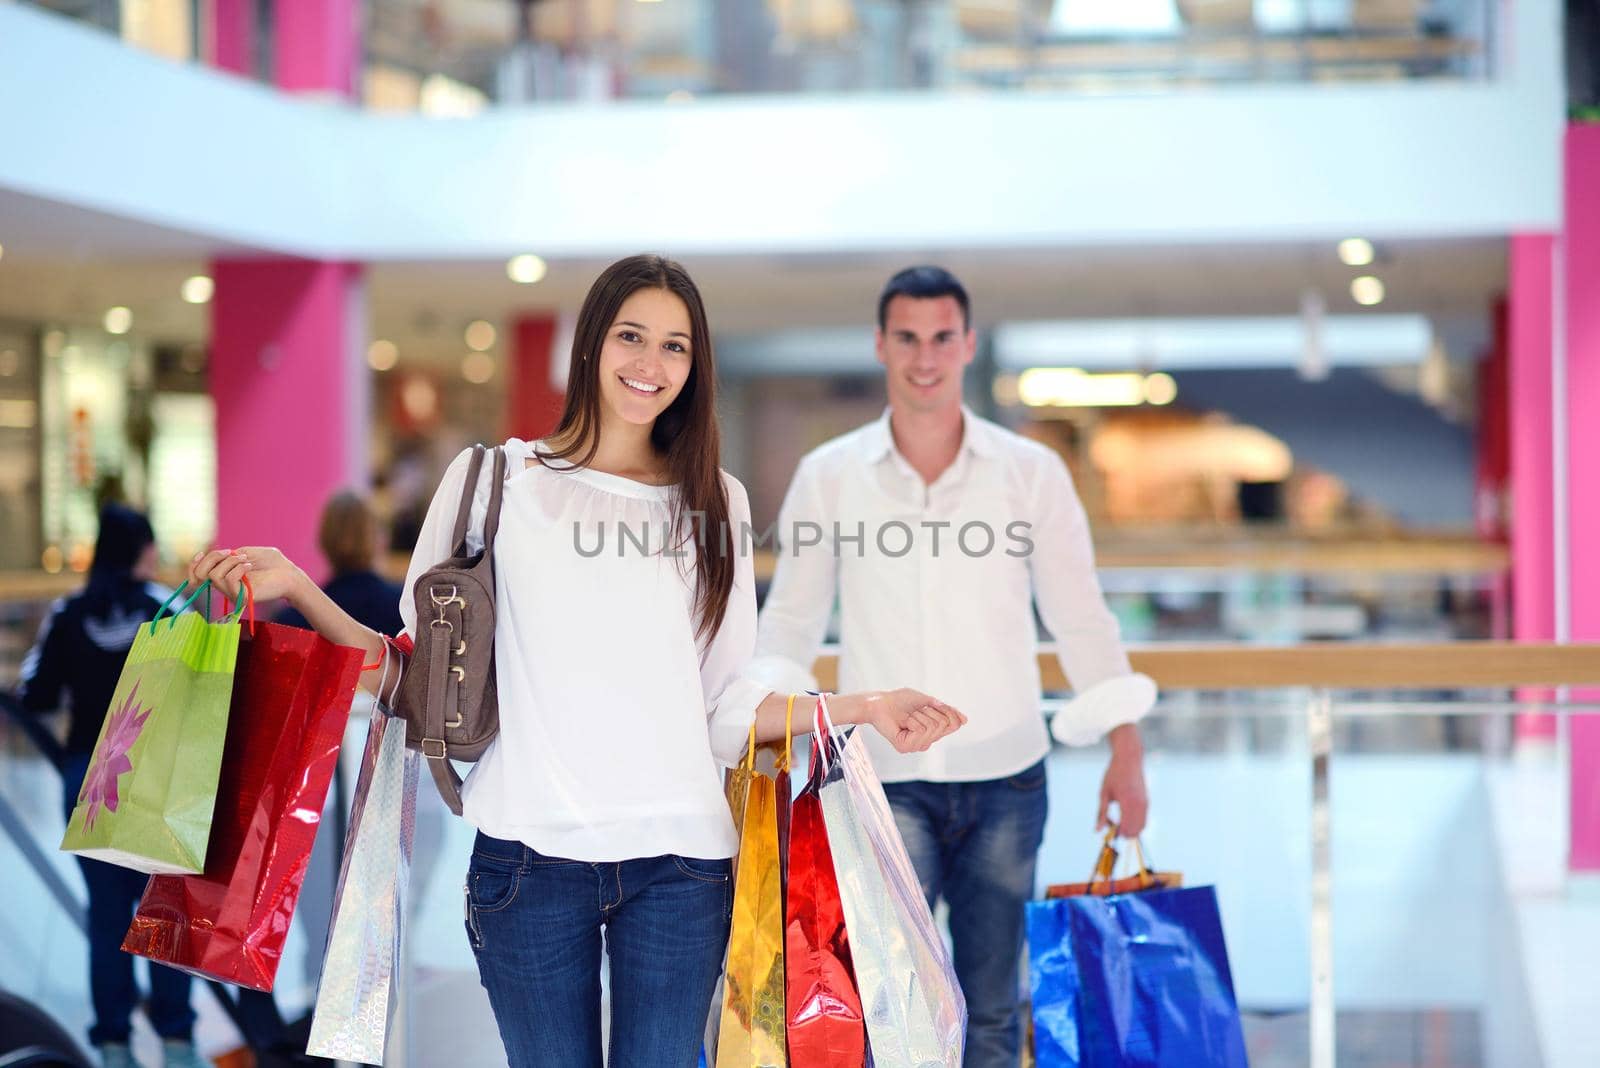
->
xmin=0 ymin=693 xmax=340 ymax=1068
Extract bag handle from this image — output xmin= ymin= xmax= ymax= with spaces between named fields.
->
xmin=776 ymin=694 xmax=795 ymax=774
xmin=219 ymin=574 xmax=256 ymax=631
xmin=1085 ymin=825 xmax=1160 ymax=895
xmin=153 ymin=579 xmax=212 ymax=630
xmin=481 ymin=446 xmax=508 ymax=553
xmin=741 ymin=718 xmax=759 ymax=774
xmin=447 ymin=444 xmax=508 ymax=557
xmin=449 ymin=445 xmax=489 ymax=553
xmin=809 ymin=692 xmax=838 ymax=775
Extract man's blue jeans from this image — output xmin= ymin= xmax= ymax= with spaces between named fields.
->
xmin=464 ymin=831 xmax=732 ymax=1068
xmin=883 ymin=759 xmax=1049 ymax=1068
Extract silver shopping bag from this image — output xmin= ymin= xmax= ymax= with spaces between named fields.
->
xmin=812 ymin=695 xmax=965 ymax=1068
xmin=306 ymin=705 xmax=419 ymax=1063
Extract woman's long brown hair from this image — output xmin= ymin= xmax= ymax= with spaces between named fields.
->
xmin=540 ymin=254 xmax=734 ymax=642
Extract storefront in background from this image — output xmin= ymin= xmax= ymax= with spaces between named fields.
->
xmin=3 ymin=323 xmax=217 ymax=575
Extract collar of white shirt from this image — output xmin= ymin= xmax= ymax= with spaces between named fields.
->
xmin=857 ymin=404 xmax=1003 ymax=467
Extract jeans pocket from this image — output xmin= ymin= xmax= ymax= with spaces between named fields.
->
xmin=465 ymin=862 xmax=521 ymax=952
xmin=468 ymin=866 xmax=521 ymax=912
xmin=672 ymin=855 xmax=732 ymax=884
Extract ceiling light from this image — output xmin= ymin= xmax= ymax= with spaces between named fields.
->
xmin=462 ymin=351 xmax=495 ymax=384
xmin=1350 ymin=276 xmax=1385 ymax=306
xmin=0 ymin=242 xmax=6 ymax=262
xmin=1142 ymin=372 xmax=1177 ymax=405
xmin=465 ymin=320 xmax=497 ymax=351
xmin=181 ymin=275 xmax=214 ymax=304
xmin=1338 ymin=238 xmax=1375 ymax=267
xmin=368 ymin=339 xmax=399 ymax=371
xmin=0 ymin=398 xmax=37 ymax=429
xmin=104 ymin=307 xmax=133 ymax=334
xmin=1018 ymin=368 xmax=1147 ymax=408
xmin=507 ymin=254 xmax=547 ymax=285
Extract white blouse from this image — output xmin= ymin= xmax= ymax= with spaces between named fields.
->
xmin=398 ymin=438 xmax=771 ymax=863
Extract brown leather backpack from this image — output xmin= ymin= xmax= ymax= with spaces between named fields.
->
xmin=395 ymin=444 xmax=504 ymax=814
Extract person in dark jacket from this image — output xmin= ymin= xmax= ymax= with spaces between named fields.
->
xmin=17 ymin=504 xmax=207 ymax=1068
xmin=275 ymin=491 xmax=403 ymax=636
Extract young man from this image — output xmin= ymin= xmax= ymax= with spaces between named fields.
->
xmin=751 ymin=266 xmax=1149 ymax=1067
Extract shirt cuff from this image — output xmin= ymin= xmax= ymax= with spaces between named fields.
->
xmin=741 ymin=654 xmax=819 ymax=698
xmin=1050 ymin=673 xmax=1157 ymax=747
xmin=707 ymin=675 xmax=773 ymax=767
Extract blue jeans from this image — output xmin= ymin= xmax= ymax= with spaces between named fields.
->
xmin=464 ymin=831 xmax=732 ymax=1068
xmin=883 ymin=759 xmax=1049 ymax=1068
xmin=61 ymin=754 xmax=196 ymax=1047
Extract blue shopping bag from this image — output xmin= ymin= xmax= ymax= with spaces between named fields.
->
xmin=1068 ymin=885 xmax=1247 ymax=1068
xmin=1028 ymin=834 xmax=1246 ymax=1068
xmin=1026 ymin=898 xmax=1085 ymax=1068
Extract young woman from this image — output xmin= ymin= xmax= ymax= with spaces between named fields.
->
xmin=189 ymin=254 xmax=966 ymax=1068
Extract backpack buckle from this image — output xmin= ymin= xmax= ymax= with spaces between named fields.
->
xmin=421 ymin=738 xmax=448 ymax=759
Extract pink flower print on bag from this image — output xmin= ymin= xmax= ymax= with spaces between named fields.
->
xmin=79 ymin=679 xmax=152 ymax=829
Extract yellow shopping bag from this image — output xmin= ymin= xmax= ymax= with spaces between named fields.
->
xmin=716 ymin=702 xmax=792 ymax=1068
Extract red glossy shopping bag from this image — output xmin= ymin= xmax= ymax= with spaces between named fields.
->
xmin=121 ymin=613 xmax=365 ymax=990
xmin=784 ymin=729 xmax=866 ymax=1067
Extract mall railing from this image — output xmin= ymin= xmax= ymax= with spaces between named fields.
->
xmin=814 ymin=641 xmax=1600 ymax=1068
xmin=17 ymin=0 xmax=1496 ymax=111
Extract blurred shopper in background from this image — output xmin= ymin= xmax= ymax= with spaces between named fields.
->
xmin=752 ymin=265 xmax=1150 ymax=1068
xmin=275 ymin=491 xmax=403 ymax=637
xmin=274 ymin=490 xmax=406 ymax=1000
xmin=16 ymin=504 xmax=207 ymax=1068
xmin=187 ymin=254 xmax=966 ymax=1068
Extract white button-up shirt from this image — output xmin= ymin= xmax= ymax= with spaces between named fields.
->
xmin=749 ymin=407 xmax=1131 ymax=783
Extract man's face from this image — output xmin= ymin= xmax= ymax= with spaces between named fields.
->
xmin=875 ymin=295 xmax=976 ymax=415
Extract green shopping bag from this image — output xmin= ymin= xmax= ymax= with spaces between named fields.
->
xmin=60 ymin=580 xmax=245 ymax=874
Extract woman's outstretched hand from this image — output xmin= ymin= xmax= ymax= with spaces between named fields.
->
xmin=188 ymin=547 xmax=307 ymax=606
xmin=860 ymin=688 xmax=968 ymax=754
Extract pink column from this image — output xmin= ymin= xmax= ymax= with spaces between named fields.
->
xmin=207 ymin=0 xmax=366 ymax=587
xmin=1508 ymin=234 xmax=1558 ymax=739
xmin=202 ymin=0 xmax=257 ymax=76
xmin=272 ymin=0 xmax=362 ymax=97
xmin=1477 ymin=300 xmax=1510 ymax=639
xmin=210 ymin=261 xmax=366 ymax=584
xmin=1565 ymin=124 xmax=1600 ymax=872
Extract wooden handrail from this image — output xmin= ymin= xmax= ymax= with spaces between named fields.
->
xmin=0 ymin=534 xmax=1507 ymax=603
xmin=811 ymin=642 xmax=1600 ymax=692
xmin=749 ymin=540 xmax=1506 ymax=582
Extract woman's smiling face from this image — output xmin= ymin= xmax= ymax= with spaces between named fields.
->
xmin=596 ymin=287 xmax=694 ymax=429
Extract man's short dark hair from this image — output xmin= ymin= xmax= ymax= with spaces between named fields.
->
xmin=877 ymin=266 xmax=971 ymax=331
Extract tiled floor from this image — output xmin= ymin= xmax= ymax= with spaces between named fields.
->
xmin=1244 ymin=1010 xmax=1484 ymax=1068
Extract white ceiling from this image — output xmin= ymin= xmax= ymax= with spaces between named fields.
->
xmin=0 ymin=213 xmax=1505 ymax=372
